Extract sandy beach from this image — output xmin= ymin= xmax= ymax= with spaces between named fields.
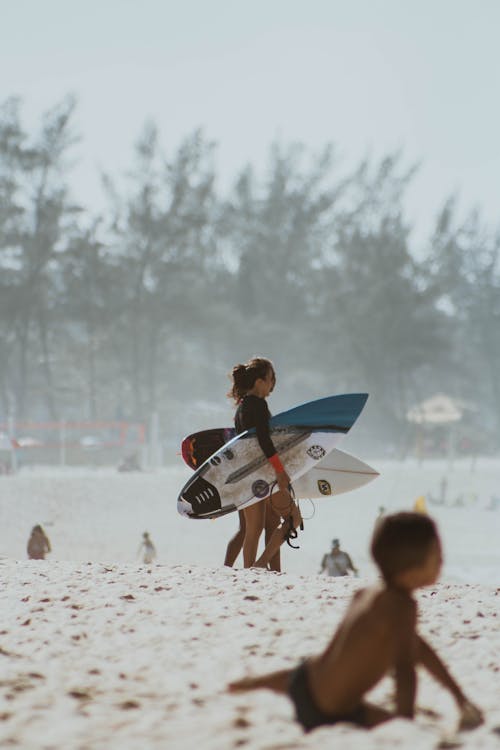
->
xmin=1 ymin=461 xmax=499 ymax=748
xmin=0 ymin=561 xmax=498 ymax=749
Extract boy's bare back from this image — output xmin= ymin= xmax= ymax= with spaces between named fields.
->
xmin=308 ymin=584 xmax=416 ymax=716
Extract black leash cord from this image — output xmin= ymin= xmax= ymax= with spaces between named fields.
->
xmin=267 ymin=481 xmax=303 ymax=549
xmin=285 ymin=515 xmax=300 ymax=548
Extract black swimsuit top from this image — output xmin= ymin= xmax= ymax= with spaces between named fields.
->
xmin=234 ymin=394 xmax=276 ymax=458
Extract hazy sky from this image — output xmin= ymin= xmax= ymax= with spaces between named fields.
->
xmin=2 ymin=0 xmax=500 ymax=238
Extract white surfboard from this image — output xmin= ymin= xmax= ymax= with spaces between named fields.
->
xmin=292 ymin=448 xmax=378 ymax=498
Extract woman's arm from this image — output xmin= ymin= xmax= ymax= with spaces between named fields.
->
xmin=252 ymin=397 xmax=277 ymax=458
xmin=253 ymin=398 xmax=290 ymax=490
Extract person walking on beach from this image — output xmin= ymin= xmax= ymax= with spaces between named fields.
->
xmin=228 ymin=357 xmax=302 ymax=569
xmin=27 ymin=525 xmax=51 ymax=560
xmin=138 ymin=531 xmax=157 ymax=564
xmin=229 ymin=512 xmax=483 ymax=733
xmin=320 ymin=538 xmax=358 ymax=577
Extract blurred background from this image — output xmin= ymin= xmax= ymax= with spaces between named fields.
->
xmin=1 ymin=0 xmax=500 ymax=469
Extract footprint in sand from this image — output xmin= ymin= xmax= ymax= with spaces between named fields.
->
xmin=233 ymin=716 xmax=250 ymax=729
xmin=118 ymin=700 xmax=140 ymax=710
xmin=68 ymin=689 xmax=93 ymax=702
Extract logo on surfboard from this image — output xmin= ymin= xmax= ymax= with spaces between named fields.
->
xmin=317 ymin=479 xmax=332 ymax=495
xmin=252 ymin=479 xmax=270 ymax=498
xmin=307 ymin=445 xmax=326 ymax=460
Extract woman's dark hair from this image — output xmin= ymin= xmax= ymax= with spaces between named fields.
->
xmin=228 ymin=357 xmax=275 ymax=403
xmin=371 ymin=512 xmax=439 ymax=581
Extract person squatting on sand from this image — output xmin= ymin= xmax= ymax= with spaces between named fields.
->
xmin=227 ymin=357 xmax=302 ymax=569
xmin=319 ymin=538 xmax=358 ymax=577
xmin=27 ymin=524 xmax=51 ymax=560
xmin=229 ymin=512 xmax=483 ymax=733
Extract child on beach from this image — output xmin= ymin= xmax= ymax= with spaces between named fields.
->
xmin=138 ymin=531 xmax=157 ymax=564
xmin=229 ymin=512 xmax=483 ymax=732
xmin=228 ymin=357 xmax=302 ymax=569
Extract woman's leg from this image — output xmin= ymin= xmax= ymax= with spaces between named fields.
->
xmin=242 ymin=501 xmax=266 ymax=567
xmin=224 ymin=510 xmax=246 ymax=567
xmin=254 ymin=492 xmax=301 ymax=569
xmin=265 ymin=498 xmax=281 ymax=572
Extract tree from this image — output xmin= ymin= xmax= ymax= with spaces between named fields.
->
xmin=220 ymin=142 xmax=345 ymax=401
xmin=0 ymin=97 xmax=26 ymax=416
xmin=0 ymin=95 xmax=81 ymax=419
xmin=102 ymin=124 xmax=220 ymax=418
xmin=320 ymin=154 xmax=448 ymax=436
xmin=430 ymin=200 xmax=500 ymax=444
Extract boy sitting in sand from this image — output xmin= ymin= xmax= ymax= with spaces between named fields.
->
xmin=229 ymin=512 xmax=483 ymax=733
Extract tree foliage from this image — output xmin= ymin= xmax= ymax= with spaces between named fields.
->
xmin=1 ymin=97 xmax=499 ymax=452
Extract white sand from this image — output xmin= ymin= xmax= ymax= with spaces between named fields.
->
xmin=0 ymin=460 xmax=499 ymax=748
xmin=0 ymin=563 xmax=498 ymax=749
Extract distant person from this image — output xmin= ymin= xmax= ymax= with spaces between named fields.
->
xmin=229 ymin=513 xmax=483 ymax=733
xmin=320 ymin=539 xmax=358 ymax=577
xmin=428 ymin=477 xmax=448 ymax=507
xmin=118 ymin=452 xmax=141 ymax=473
xmin=374 ymin=506 xmax=386 ymax=529
xmin=413 ymin=495 xmax=428 ymax=514
xmin=27 ymin=525 xmax=51 ymax=560
xmin=439 ymin=476 xmax=448 ymax=505
xmin=451 ymin=491 xmax=477 ymax=509
xmin=486 ymin=495 xmax=500 ymax=511
xmin=138 ymin=531 xmax=157 ymax=564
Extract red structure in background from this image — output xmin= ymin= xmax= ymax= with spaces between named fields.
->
xmin=0 ymin=421 xmax=147 ymax=467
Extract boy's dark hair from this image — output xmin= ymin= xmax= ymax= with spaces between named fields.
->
xmin=228 ymin=357 xmax=275 ymax=403
xmin=371 ymin=512 xmax=439 ymax=581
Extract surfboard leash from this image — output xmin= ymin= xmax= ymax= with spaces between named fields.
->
xmin=287 ymin=483 xmax=304 ymax=549
xmin=281 ymin=483 xmax=304 ymax=549
xmin=298 ymin=498 xmax=316 ymax=521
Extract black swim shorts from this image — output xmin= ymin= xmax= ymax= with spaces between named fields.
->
xmin=288 ymin=661 xmax=366 ymax=732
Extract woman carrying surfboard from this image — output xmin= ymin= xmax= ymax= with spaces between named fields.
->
xmin=228 ymin=357 xmax=302 ymax=568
